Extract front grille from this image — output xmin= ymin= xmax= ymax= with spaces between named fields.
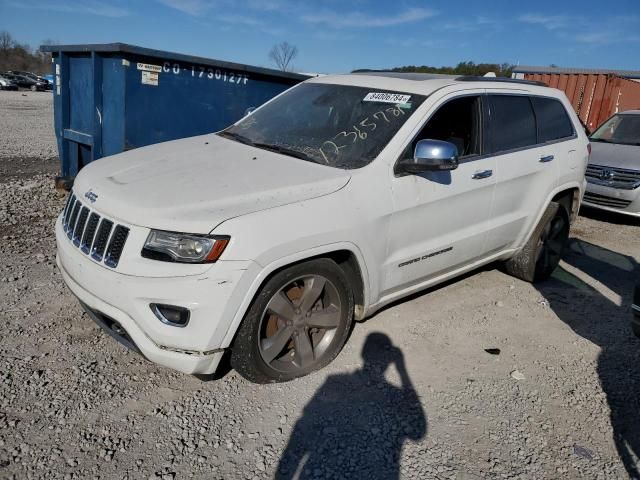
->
xmin=61 ymin=195 xmax=129 ymax=268
xmin=583 ymin=191 xmax=632 ymax=209
xmin=585 ymin=164 xmax=640 ymax=190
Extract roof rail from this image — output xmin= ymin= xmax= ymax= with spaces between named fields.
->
xmin=455 ymin=76 xmax=547 ymax=87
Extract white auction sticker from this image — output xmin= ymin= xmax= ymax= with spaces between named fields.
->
xmin=363 ymin=92 xmax=411 ymax=104
xmin=141 ymin=71 xmax=159 ymax=86
xmin=137 ymin=62 xmax=162 ymax=72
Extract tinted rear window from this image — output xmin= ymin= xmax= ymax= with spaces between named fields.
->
xmin=490 ymin=95 xmax=537 ymax=152
xmin=532 ymin=97 xmax=574 ymax=142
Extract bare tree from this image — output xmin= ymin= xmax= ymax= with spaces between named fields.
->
xmin=0 ymin=31 xmax=14 ymax=52
xmin=268 ymin=42 xmax=298 ymax=72
xmin=0 ymin=31 xmax=55 ymax=74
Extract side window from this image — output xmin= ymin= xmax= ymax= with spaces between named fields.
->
xmin=489 ymin=95 xmax=536 ymax=152
xmin=531 ymin=97 xmax=574 ymax=142
xmin=403 ymin=95 xmax=483 ymax=159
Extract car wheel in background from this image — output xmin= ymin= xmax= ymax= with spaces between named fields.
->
xmin=632 ymin=321 xmax=640 ymax=339
xmin=231 ymin=258 xmax=354 ymax=383
xmin=504 ymin=201 xmax=570 ymax=283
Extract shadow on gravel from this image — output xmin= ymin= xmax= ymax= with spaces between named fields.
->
xmin=579 ymin=206 xmax=640 ymax=227
xmin=275 ymin=332 xmax=427 ymax=480
xmin=538 ymin=238 xmax=640 ymax=478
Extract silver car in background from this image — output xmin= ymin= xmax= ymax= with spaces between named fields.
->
xmin=583 ymin=111 xmax=640 ymax=217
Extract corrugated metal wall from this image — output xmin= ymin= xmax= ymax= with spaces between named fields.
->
xmin=523 ymin=73 xmax=640 ymax=132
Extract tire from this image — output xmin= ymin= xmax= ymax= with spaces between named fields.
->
xmin=503 ymin=201 xmax=570 ymax=283
xmin=632 ymin=320 xmax=640 ymax=339
xmin=231 ymin=258 xmax=354 ymax=383
xmin=30 ymin=85 xmax=37 ymax=92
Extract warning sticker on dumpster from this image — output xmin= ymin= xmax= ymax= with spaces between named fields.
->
xmin=137 ymin=62 xmax=162 ymax=72
xmin=141 ymin=71 xmax=159 ymax=86
xmin=363 ymin=92 xmax=411 ymax=104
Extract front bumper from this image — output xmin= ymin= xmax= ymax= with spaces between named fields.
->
xmin=55 ymin=215 xmax=259 ymax=374
xmin=583 ymin=182 xmax=640 ymax=218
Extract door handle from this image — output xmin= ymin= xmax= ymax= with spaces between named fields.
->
xmin=539 ymin=155 xmax=555 ymax=163
xmin=472 ymin=169 xmax=493 ymax=179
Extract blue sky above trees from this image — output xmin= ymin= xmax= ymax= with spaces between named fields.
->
xmin=2 ymin=0 xmax=638 ymax=73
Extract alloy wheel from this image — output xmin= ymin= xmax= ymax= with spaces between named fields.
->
xmin=258 ymin=275 xmax=342 ymax=373
xmin=535 ymin=214 xmax=568 ymax=273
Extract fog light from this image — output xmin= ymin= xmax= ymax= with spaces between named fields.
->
xmin=151 ymin=304 xmax=190 ymax=327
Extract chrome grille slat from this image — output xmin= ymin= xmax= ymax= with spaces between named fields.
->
xmin=583 ymin=192 xmax=632 ymax=209
xmin=59 ymin=193 xmax=129 ymax=269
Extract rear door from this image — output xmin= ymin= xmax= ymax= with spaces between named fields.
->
xmin=483 ymin=93 xmax=574 ymax=253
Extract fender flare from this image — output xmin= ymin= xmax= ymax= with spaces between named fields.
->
xmin=220 ymin=242 xmax=371 ymax=348
xmin=518 ymin=181 xmax=583 ymax=251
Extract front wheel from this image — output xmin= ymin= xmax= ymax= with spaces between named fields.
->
xmin=231 ymin=258 xmax=354 ymax=383
xmin=504 ymin=202 xmax=570 ymax=283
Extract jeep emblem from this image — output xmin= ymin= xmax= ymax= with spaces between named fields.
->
xmin=84 ymin=190 xmax=98 ymax=203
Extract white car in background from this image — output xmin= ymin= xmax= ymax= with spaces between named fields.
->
xmin=583 ymin=111 xmax=640 ymax=217
xmin=56 ymin=73 xmax=589 ymax=383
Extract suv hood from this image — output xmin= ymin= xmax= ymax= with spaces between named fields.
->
xmin=589 ymin=141 xmax=640 ymax=171
xmin=73 ymin=134 xmax=350 ymax=233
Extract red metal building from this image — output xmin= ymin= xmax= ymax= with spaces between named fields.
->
xmin=513 ymin=66 xmax=640 ymax=132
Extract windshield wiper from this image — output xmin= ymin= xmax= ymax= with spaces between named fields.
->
xmin=218 ymin=134 xmax=321 ymax=164
xmin=218 ymin=130 xmax=256 ymax=146
xmin=252 ymin=142 xmax=319 ymax=163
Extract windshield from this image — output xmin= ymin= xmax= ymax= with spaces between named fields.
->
xmin=220 ymin=83 xmax=426 ymax=169
xmin=591 ymin=114 xmax=640 ymax=146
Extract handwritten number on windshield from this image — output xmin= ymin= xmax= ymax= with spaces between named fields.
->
xmin=319 ymin=106 xmax=407 ymax=162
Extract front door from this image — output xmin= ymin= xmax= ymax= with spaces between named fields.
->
xmin=382 ymin=92 xmax=496 ymax=295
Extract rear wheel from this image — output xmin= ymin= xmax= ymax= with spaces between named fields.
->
xmin=231 ymin=258 xmax=354 ymax=383
xmin=504 ymin=202 xmax=570 ymax=283
xmin=632 ymin=320 xmax=640 ymax=339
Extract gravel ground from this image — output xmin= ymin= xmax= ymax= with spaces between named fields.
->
xmin=1 ymin=91 xmax=639 ymax=479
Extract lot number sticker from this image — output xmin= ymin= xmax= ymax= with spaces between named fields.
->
xmin=363 ymin=92 xmax=411 ymax=104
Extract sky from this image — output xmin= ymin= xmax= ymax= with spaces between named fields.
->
xmin=1 ymin=0 xmax=639 ymax=74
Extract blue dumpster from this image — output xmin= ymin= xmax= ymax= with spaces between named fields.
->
xmin=40 ymin=43 xmax=308 ymax=189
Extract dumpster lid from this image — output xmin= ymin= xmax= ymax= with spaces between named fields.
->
xmin=40 ymin=42 xmax=310 ymax=82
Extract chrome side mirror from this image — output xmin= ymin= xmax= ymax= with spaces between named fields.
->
xmin=396 ymin=139 xmax=459 ymax=174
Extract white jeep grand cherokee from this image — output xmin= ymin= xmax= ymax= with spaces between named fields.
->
xmin=56 ymin=73 xmax=589 ymax=383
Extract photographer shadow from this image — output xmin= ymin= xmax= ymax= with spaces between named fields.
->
xmin=537 ymin=238 xmax=640 ymax=477
xmin=275 ymin=332 xmax=427 ymax=480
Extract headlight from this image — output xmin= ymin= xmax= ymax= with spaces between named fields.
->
xmin=142 ymin=230 xmax=229 ymax=263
